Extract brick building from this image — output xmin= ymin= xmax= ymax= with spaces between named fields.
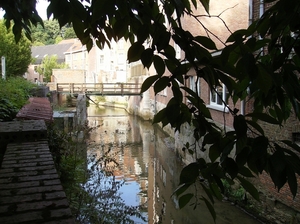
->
xmin=246 ymin=0 xmax=300 ymax=220
xmin=27 ymin=38 xmax=130 ymax=85
xmin=26 ymin=40 xmax=74 ymax=83
xmin=127 ymin=0 xmax=300 ymax=221
xmin=128 ymin=0 xmax=249 ymax=126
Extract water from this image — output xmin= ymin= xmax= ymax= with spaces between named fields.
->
xmin=86 ymin=105 xmax=261 ymax=224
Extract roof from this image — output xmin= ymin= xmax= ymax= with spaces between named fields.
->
xmin=31 ymin=39 xmax=77 ymax=64
xmin=64 ymin=39 xmax=86 ymax=54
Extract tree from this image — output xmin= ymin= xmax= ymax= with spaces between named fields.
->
xmin=0 ymin=77 xmax=36 ymax=121
xmin=37 ymin=55 xmax=68 ymax=82
xmin=31 ymin=20 xmax=77 ymax=46
xmin=62 ymin=24 xmax=77 ymax=39
xmin=2 ymin=0 xmax=300 ymax=221
xmin=0 ymin=20 xmax=31 ymax=77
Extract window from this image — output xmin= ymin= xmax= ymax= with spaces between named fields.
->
xmin=174 ymin=43 xmax=181 ymax=59
xmin=100 ymin=55 xmax=104 ymax=64
xmin=209 ymin=82 xmax=228 ymax=111
xmin=117 ymin=53 xmax=125 ymax=65
xmin=66 ymin=54 xmax=70 ymax=61
xmin=118 ymin=39 xmax=124 ymax=49
xmin=188 ymin=76 xmax=200 ymax=95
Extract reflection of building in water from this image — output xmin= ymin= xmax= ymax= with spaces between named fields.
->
xmin=86 ymin=107 xmax=260 ymax=223
xmin=147 ymin=128 xmax=210 ymax=224
xmin=87 ymin=112 xmax=149 ymax=210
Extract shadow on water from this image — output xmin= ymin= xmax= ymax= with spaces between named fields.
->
xmin=86 ymin=105 xmax=262 ymax=224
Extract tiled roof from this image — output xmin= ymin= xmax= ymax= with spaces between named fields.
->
xmin=64 ymin=39 xmax=86 ymax=53
xmin=31 ymin=39 xmax=77 ymax=64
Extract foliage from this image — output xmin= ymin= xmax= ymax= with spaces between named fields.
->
xmin=36 ymin=55 xmax=68 ymax=82
xmin=31 ymin=20 xmax=60 ymax=45
xmin=3 ymin=0 xmax=300 ymax=222
xmin=222 ymin=179 xmax=246 ymax=202
xmin=31 ymin=20 xmax=77 ymax=45
xmin=0 ymin=76 xmax=36 ymax=109
xmin=0 ymin=20 xmax=32 ymax=77
xmin=0 ymin=77 xmax=35 ymax=121
xmin=66 ymin=94 xmax=73 ymax=107
xmin=0 ymin=98 xmax=18 ymax=122
xmin=47 ymin=123 xmax=146 ymax=223
xmin=63 ymin=24 xmax=77 ymax=39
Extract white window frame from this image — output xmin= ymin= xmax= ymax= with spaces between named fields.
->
xmin=189 ymin=76 xmax=200 ymax=95
xmin=174 ymin=43 xmax=181 ymax=59
xmin=208 ymin=83 xmax=229 ymax=112
xmin=99 ymin=55 xmax=104 ymax=64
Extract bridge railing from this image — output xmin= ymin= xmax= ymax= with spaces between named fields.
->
xmin=56 ymin=83 xmax=141 ymax=96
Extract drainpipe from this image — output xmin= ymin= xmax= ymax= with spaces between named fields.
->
xmin=259 ymin=0 xmax=264 ymax=18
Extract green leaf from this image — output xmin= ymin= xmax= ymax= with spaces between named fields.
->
xmin=199 ymin=0 xmax=210 ymax=14
xmin=154 ymin=76 xmax=170 ymax=94
xmin=178 ymin=193 xmax=194 ymax=209
xmin=246 ymin=112 xmax=280 ymax=125
xmin=153 ymin=55 xmax=165 ymax=76
xmin=180 ymin=162 xmax=200 ymax=185
xmin=202 ymin=196 xmax=216 ymax=223
xmin=287 ymin=165 xmax=297 ymax=198
xmin=245 ymin=120 xmax=265 ymax=135
xmin=236 ymin=146 xmax=250 ymax=167
xmin=237 ymin=176 xmax=259 ymax=201
xmin=140 ymin=74 xmax=160 ymax=93
xmin=233 ymin=115 xmax=247 ymax=138
xmin=152 ymin=107 xmax=167 ymax=124
xmin=255 ymin=63 xmax=273 ymax=95
xmin=239 ymin=166 xmax=255 ymax=177
xmin=195 ymin=36 xmax=217 ymax=50
xmin=173 ymin=183 xmax=191 ymax=197
xmin=222 ymin=157 xmax=238 ymax=179
xmin=269 ymin=147 xmax=287 ymax=191
xmin=141 ymin=48 xmax=154 ymax=69
xmin=200 ymin=183 xmax=214 ymax=204
xmin=209 ymin=144 xmax=221 ymax=162
xmin=209 ymin=182 xmax=223 ymax=200
xmin=127 ymin=42 xmax=145 ymax=63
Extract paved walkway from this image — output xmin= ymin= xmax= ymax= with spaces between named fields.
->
xmin=0 ymin=141 xmax=75 ymax=223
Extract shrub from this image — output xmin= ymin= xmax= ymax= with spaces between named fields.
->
xmin=0 ymin=77 xmax=36 ymax=121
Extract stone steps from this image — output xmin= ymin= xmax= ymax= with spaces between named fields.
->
xmin=0 ymin=141 xmax=75 ymax=223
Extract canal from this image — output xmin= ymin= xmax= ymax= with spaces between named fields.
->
xmin=85 ymin=105 xmax=261 ymax=224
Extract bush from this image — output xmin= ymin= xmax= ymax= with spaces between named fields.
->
xmin=0 ymin=77 xmax=36 ymax=121
xmin=0 ymin=98 xmax=18 ymax=121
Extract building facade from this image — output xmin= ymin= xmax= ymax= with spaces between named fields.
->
xmin=127 ymin=0 xmax=300 ymax=222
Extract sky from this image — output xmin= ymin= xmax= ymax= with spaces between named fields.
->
xmin=36 ymin=0 xmax=50 ymax=20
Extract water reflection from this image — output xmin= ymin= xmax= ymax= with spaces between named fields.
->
xmin=86 ymin=105 xmax=260 ymax=224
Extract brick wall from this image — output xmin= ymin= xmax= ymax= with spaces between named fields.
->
xmin=250 ymin=112 xmax=300 ymax=214
xmin=182 ymin=0 xmax=249 ymax=49
xmin=247 ymin=0 xmax=300 ymax=216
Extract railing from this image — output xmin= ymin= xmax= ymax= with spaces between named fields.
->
xmin=56 ymin=83 xmax=142 ymax=96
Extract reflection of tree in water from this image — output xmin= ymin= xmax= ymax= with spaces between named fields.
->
xmin=76 ymin=145 xmax=147 ymax=224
